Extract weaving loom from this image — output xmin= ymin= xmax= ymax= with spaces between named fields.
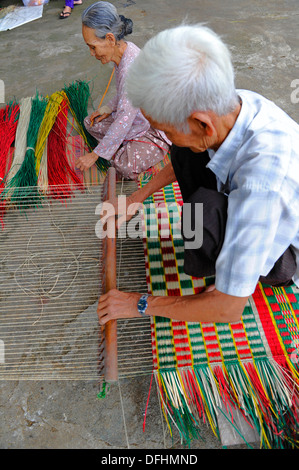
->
xmin=0 ymin=86 xmax=152 ymax=383
xmin=1 ymin=86 xmax=299 ymax=449
xmin=0 ymin=170 xmax=152 ymax=381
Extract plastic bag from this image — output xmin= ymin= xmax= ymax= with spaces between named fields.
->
xmin=22 ymin=0 xmax=49 ymax=6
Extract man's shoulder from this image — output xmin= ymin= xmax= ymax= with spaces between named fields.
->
xmin=238 ymin=89 xmax=299 ymax=133
xmin=225 ymin=91 xmax=299 ymax=192
xmin=237 ymin=89 xmax=277 ymax=108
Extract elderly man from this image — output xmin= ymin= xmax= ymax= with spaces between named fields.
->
xmin=97 ymin=24 xmax=299 ymax=325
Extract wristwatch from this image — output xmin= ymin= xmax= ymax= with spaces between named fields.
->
xmin=137 ymin=294 xmax=149 ymax=317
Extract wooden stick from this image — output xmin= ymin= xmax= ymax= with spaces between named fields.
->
xmin=90 ymin=68 xmax=115 ymax=127
xmin=102 ymin=166 xmax=118 ymax=382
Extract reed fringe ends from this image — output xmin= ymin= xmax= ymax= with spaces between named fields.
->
xmin=154 ymin=358 xmax=298 ymax=449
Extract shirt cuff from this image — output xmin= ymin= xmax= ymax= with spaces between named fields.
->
xmin=215 ymin=276 xmax=256 ymax=298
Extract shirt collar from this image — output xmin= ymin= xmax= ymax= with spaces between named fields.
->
xmin=206 ymin=92 xmax=248 ymax=184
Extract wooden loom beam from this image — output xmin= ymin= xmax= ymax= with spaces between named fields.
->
xmin=102 ymin=167 xmax=118 ymax=382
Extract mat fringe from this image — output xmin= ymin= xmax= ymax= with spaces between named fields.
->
xmin=154 ymin=357 xmax=299 ymax=448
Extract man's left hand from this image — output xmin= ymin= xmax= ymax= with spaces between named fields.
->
xmin=97 ymin=289 xmax=142 ymax=325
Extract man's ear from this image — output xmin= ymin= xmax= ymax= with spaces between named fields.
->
xmin=190 ymin=111 xmax=215 ymax=137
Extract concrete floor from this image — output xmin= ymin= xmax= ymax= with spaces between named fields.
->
xmin=1 ymin=0 xmax=299 ymax=450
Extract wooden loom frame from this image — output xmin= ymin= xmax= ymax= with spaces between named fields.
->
xmin=101 ymin=167 xmax=118 ymax=382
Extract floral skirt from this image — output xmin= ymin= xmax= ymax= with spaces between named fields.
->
xmin=84 ymin=115 xmax=170 ymax=180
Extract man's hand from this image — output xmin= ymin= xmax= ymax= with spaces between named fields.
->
xmin=76 ymin=151 xmax=99 ymax=171
xmin=104 ymin=193 xmax=143 ymax=229
xmin=97 ymin=289 xmax=142 ymax=325
xmin=97 ymin=285 xmax=248 ymax=324
xmin=100 ymin=161 xmax=176 ymax=230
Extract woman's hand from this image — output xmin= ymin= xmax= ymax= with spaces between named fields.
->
xmin=76 ymin=151 xmax=99 ymax=171
xmin=97 ymin=289 xmax=142 ymax=325
xmin=90 ymin=106 xmax=112 ymax=126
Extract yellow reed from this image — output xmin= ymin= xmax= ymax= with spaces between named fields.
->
xmin=35 ymin=92 xmax=65 ymax=176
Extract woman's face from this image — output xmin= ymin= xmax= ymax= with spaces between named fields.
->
xmin=82 ymin=25 xmax=115 ymax=64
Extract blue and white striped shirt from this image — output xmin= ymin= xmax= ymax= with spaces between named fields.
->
xmin=206 ymin=89 xmax=299 ymax=297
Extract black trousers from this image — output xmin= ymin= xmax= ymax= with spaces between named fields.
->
xmin=171 ymin=145 xmax=296 ymax=287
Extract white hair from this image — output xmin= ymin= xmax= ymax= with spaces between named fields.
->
xmin=126 ymin=24 xmax=239 ymax=130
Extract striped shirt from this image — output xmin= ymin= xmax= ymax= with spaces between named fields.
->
xmin=206 ymin=89 xmax=299 ymax=297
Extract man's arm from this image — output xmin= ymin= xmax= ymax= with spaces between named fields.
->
xmin=105 ymin=161 xmax=177 ymax=228
xmin=97 ymin=287 xmax=249 ymax=324
xmin=98 ymin=159 xmax=249 ymax=323
xmin=131 ymin=160 xmax=176 ymax=204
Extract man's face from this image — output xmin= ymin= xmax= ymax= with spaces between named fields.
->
xmin=142 ymin=111 xmax=212 ymax=153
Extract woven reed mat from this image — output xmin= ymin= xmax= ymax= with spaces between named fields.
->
xmin=139 ymin=178 xmax=299 ymax=449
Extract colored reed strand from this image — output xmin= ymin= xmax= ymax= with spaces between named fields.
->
xmin=47 ymin=98 xmax=85 ymax=199
xmin=1 ymin=94 xmax=48 ymax=211
xmin=63 ymin=80 xmax=110 ymax=174
xmin=0 ymin=101 xmax=20 ymax=183
xmin=0 ymin=101 xmax=20 ymax=222
xmin=35 ymin=91 xmax=65 ymax=179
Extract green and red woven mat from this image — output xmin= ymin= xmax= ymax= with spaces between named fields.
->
xmin=139 ymin=179 xmax=299 ymax=449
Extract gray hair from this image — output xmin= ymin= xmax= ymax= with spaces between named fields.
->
xmin=126 ymin=24 xmax=239 ymax=131
xmin=82 ymin=1 xmax=133 ymax=41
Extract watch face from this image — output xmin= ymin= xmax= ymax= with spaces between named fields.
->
xmin=138 ymin=297 xmax=148 ymax=312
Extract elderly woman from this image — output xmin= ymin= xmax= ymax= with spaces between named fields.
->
xmin=75 ymin=1 xmax=170 ymax=180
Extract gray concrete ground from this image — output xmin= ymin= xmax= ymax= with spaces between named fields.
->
xmin=1 ymin=0 xmax=299 ymax=451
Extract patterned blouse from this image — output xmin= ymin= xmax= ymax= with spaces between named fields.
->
xmin=93 ymin=42 xmax=152 ymax=161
